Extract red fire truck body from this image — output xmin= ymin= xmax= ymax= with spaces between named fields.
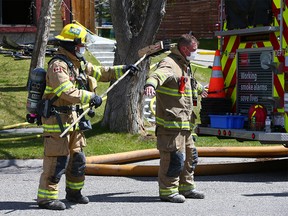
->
xmin=196 ymin=0 xmax=288 ymax=147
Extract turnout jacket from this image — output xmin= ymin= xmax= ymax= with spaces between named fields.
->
xmin=145 ymin=47 xmax=204 ymax=132
xmin=42 ymin=47 xmax=126 ymax=134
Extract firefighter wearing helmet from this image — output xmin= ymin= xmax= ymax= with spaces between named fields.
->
xmin=36 ymin=23 xmax=139 ymax=210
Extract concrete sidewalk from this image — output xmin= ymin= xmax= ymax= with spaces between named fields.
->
xmin=0 ymin=158 xmax=287 ymax=216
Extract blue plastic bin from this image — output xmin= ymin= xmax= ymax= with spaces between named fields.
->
xmin=232 ymin=116 xmax=245 ymax=129
xmin=209 ymin=115 xmax=233 ymax=129
xmin=209 ymin=115 xmax=245 ymax=129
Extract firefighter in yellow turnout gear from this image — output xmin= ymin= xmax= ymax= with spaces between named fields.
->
xmin=144 ymin=34 xmax=207 ymax=203
xmin=37 ymin=23 xmax=138 ymax=210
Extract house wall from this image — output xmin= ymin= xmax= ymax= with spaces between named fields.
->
xmin=156 ymin=0 xmax=219 ymax=40
xmin=0 ymin=0 xmax=216 ymax=45
xmin=71 ymin=0 xmax=95 ymax=33
xmin=0 ymin=0 xmax=41 ymax=44
xmin=0 ymin=0 xmax=67 ymax=45
xmin=0 ymin=0 xmax=95 ymax=46
xmin=50 ymin=0 xmax=69 ymax=37
xmin=50 ymin=0 xmax=96 ymax=36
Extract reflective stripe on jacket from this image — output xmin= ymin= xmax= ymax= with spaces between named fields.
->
xmin=91 ymin=65 xmax=125 ymax=82
xmin=42 ymin=48 xmax=94 ymax=133
xmin=42 ymin=123 xmax=79 ymax=133
xmin=146 ymin=47 xmax=204 ymax=131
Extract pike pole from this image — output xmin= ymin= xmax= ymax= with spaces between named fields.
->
xmin=59 ymin=54 xmax=147 ymax=138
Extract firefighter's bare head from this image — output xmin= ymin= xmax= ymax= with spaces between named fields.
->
xmin=178 ymin=34 xmax=199 ymax=61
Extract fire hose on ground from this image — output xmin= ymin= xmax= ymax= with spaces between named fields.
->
xmin=0 ymin=122 xmax=30 ymax=130
xmin=1 ymin=122 xmax=287 ymax=176
xmin=85 ymin=146 xmax=288 ymax=177
xmin=0 ymin=134 xmax=42 ymax=142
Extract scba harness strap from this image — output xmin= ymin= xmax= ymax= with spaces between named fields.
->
xmin=37 ymin=55 xmax=76 ymax=132
xmin=49 ymin=54 xmax=74 ymax=71
xmin=39 ymin=55 xmax=92 ymax=133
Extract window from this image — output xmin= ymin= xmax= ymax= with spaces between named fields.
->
xmin=225 ymin=0 xmax=272 ymax=30
xmin=0 ymin=0 xmax=36 ymax=25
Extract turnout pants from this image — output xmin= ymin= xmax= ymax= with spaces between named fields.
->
xmin=37 ymin=130 xmax=86 ymax=204
xmin=157 ymin=129 xmax=198 ymax=197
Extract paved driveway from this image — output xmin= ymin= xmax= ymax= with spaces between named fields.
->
xmin=0 ymin=159 xmax=287 ymax=216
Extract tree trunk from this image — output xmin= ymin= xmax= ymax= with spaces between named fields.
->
xmin=28 ymin=0 xmax=54 ymax=83
xmin=102 ymin=0 xmax=166 ymax=133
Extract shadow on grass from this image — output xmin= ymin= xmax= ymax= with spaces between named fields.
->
xmin=84 ymin=121 xmax=110 ymax=138
xmin=0 ymin=137 xmax=43 ymax=159
xmin=0 ymin=86 xmax=27 ymax=92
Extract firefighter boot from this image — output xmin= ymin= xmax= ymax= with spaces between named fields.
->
xmin=180 ymin=189 xmax=205 ymax=199
xmin=65 ymin=188 xmax=89 ymax=204
xmin=160 ymin=193 xmax=186 ymax=203
xmin=38 ymin=199 xmax=66 ymax=210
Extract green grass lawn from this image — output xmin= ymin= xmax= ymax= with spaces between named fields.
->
xmin=0 ymin=49 xmax=264 ymax=160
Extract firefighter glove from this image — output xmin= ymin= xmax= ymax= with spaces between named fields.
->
xmin=124 ymin=64 xmax=139 ymax=76
xmin=85 ymin=62 xmax=94 ymax=76
xmin=163 ymin=39 xmax=171 ymax=51
xmin=89 ymin=94 xmax=102 ymax=108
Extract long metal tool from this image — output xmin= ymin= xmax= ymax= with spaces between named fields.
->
xmin=59 ymin=54 xmax=147 ymax=138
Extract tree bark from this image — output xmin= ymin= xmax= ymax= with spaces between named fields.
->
xmin=102 ymin=0 xmax=166 ymax=133
xmin=28 ymin=0 xmax=54 ymax=82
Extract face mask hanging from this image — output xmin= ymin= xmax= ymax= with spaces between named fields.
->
xmin=78 ymin=47 xmax=86 ymax=55
xmin=186 ymin=51 xmax=197 ymax=61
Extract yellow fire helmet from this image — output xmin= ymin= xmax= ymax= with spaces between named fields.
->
xmin=55 ymin=23 xmax=87 ymax=44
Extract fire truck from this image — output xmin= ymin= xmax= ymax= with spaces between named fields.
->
xmin=195 ymin=0 xmax=288 ymax=147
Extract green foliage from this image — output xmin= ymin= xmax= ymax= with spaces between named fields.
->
xmin=0 ymin=57 xmax=30 ymax=125
xmin=199 ymin=38 xmax=218 ymax=50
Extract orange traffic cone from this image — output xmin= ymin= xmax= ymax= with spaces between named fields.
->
xmin=207 ymin=50 xmax=226 ymax=98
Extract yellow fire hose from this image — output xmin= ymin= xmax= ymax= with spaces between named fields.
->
xmin=197 ymin=146 xmax=288 ymax=157
xmin=85 ymin=146 xmax=288 ymax=176
xmin=0 ymin=122 xmax=42 ymax=142
xmin=1 ymin=120 xmax=287 ymax=176
xmin=85 ymin=157 xmax=287 ymax=177
xmin=0 ymin=122 xmax=30 ymax=130
xmin=86 ymin=146 xmax=288 ymax=164
xmin=86 ymin=149 xmax=160 ymax=164
xmin=0 ymin=134 xmax=42 ymax=142
xmin=197 ymin=50 xmax=215 ymax=55
xmin=86 ymin=164 xmax=159 ymax=177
